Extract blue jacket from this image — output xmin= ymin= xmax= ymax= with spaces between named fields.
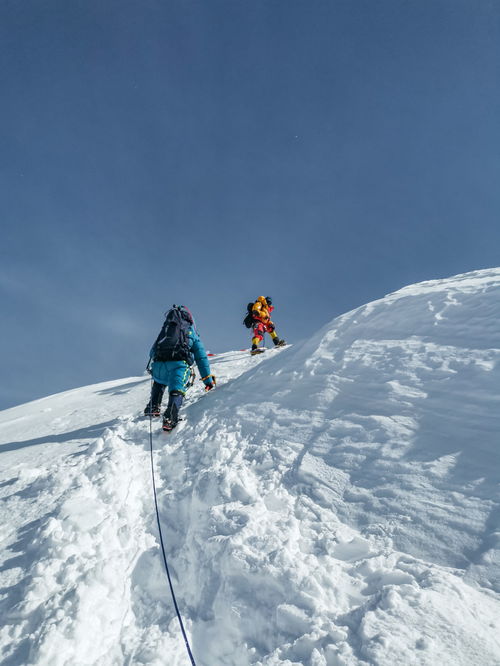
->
xmin=149 ymin=327 xmax=212 ymax=391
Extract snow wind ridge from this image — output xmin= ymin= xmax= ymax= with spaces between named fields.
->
xmin=2 ymin=268 xmax=500 ymax=666
xmin=0 ymin=348 xmax=275 ymax=665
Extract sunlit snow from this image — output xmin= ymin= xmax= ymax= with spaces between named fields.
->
xmin=1 ymin=268 xmax=500 ymax=665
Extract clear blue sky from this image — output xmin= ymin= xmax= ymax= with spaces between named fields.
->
xmin=1 ymin=0 xmax=499 ymax=410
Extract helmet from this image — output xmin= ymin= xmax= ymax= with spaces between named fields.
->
xmin=265 ymin=296 xmax=272 ymax=306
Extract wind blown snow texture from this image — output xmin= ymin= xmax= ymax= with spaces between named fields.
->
xmin=1 ymin=268 xmax=500 ymax=666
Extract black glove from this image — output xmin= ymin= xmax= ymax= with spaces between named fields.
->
xmin=201 ymin=374 xmax=217 ymax=391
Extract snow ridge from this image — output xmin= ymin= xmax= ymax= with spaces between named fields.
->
xmin=1 ymin=268 xmax=500 ymax=665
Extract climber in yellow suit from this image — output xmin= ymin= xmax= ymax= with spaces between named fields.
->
xmin=251 ymin=296 xmax=286 ymax=355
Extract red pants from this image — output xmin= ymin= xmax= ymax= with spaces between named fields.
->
xmin=252 ymin=320 xmax=275 ymax=342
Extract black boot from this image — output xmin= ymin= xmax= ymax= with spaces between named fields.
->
xmin=273 ymin=337 xmax=286 ymax=347
xmin=162 ymin=391 xmax=184 ymax=430
xmin=144 ymin=403 xmax=161 ymax=417
xmin=145 ymin=382 xmax=166 ymax=416
xmin=251 ymin=343 xmax=265 ymax=356
xmin=162 ymin=418 xmax=177 ymax=432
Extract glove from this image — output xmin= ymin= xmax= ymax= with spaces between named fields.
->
xmin=201 ymin=374 xmax=216 ymax=391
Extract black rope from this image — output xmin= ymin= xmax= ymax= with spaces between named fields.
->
xmin=147 ymin=377 xmax=197 ymax=666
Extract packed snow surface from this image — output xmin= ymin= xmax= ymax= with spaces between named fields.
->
xmin=1 ymin=268 xmax=500 ymax=666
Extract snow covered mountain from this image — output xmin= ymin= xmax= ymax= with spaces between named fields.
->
xmin=1 ymin=268 xmax=500 ymax=666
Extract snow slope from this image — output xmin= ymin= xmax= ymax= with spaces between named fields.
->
xmin=1 ymin=268 xmax=500 ymax=666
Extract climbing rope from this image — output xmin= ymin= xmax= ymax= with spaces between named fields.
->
xmin=147 ymin=377 xmax=197 ymax=666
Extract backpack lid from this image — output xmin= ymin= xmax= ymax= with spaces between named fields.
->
xmin=167 ymin=304 xmax=193 ymax=324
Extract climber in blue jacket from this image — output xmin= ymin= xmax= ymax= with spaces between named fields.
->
xmin=144 ymin=305 xmax=215 ymax=431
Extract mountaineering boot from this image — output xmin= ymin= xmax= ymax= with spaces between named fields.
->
xmin=162 ymin=390 xmax=183 ymax=431
xmin=251 ymin=344 xmax=265 ymax=355
xmin=273 ymin=338 xmax=286 ymax=347
xmin=144 ymin=403 xmax=161 ymax=417
xmin=162 ymin=417 xmax=178 ymax=432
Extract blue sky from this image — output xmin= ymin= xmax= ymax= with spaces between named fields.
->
xmin=1 ymin=0 xmax=499 ymax=410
